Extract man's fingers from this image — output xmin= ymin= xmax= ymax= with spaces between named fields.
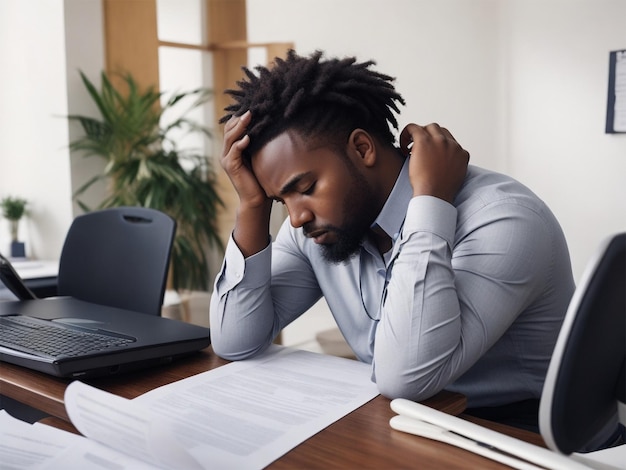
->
xmin=224 ymin=110 xmax=251 ymax=131
xmin=401 ymin=123 xmax=453 ymax=157
xmin=222 ymin=111 xmax=252 ymax=160
xmin=234 ymin=134 xmax=250 ymax=152
xmin=430 ymin=125 xmax=470 ymax=163
xmin=436 ymin=125 xmax=454 ymax=141
xmin=422 ymin=123 xmax=452 ymax=143
xmin=399 ymin=123 xmax=427 ymax=154
xmin=223 ymin=111 xmax=251 ymax=144
xmin=400 ymin=122 xmax=469 ymax=163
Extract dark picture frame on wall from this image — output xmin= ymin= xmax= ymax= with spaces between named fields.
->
xmin=605 ymin=49 xmax=626 ymax=134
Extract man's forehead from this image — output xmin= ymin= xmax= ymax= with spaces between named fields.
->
xmin=251 ymin=132 xmax=305 ymax=194
xmin=252 ymin=130 xmax=301 ymax=163
xmin=253 ymin=128 xmax=339 ymax=159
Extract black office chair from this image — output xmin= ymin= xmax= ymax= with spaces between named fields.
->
xmin=539 ymin=232 xmax=625 ymax=455
xmin=57 ymin=206 xmax=176 ymax=316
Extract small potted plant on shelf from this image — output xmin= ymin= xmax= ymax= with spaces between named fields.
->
xmin=1 ymin=196 xmax=28 ymax=258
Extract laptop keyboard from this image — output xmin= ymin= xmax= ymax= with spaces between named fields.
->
xmin=0 ymin=315 xmax=135 ymax=359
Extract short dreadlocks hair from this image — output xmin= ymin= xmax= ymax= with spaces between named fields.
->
xmin=220 ymin=50 xmax=405 ymax=161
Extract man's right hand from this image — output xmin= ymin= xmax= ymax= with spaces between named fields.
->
xmin=221 ymin=111 xmax=270 ymax=210
xmin=399 ymin=123 xmax=470 ymax=204
xmin=221 ymin=111 xmax=273 ymax=256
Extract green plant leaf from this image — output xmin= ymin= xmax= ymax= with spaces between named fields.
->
xmin=67 ymin=70 xmax=224 ymax=291
xmin=0 ymin=196 xmax=28 ymax=221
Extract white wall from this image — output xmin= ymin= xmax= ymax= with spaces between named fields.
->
xmin=247 ymin=0 xmax=626 ymax=280
xmin=0 ymin=0 xmax=74 ymax=259
xmin=503 ymin=0 xmax=626 ymax=279
xmin=0 ymin=0 xmax=105 ymax=260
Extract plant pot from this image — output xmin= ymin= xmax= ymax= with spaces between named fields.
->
xmin=10 ymin=241 xmax=25 ymax=258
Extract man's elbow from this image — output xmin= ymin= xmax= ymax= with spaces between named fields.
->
xmin=374 ymin=367 xmax=444 ymax=402
xmin=210 ymin=335 xmax=269 ymax=362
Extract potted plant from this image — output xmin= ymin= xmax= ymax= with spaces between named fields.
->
xmin=67 ymin=71 xmax=223 ymax=292
xmin=1 ymin=195 xmax=28 ymax=258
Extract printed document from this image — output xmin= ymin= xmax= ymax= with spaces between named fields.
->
xmin=1 ymin=346 xmax=379 ymax=469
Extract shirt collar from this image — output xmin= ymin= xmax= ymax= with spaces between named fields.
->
xmin=371 ymin=158 xmax=412 ymax=241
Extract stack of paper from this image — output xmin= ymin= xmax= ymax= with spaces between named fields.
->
xmin=1 ymin=346 xmax=380 ymax=469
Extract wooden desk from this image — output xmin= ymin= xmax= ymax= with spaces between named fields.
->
xmin=0 ymin=348 xmax=540 ymax=469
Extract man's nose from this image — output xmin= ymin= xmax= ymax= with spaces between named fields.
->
xmin=288 ymin=202 xmax=313 ymax=229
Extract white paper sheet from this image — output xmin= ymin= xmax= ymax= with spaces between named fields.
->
xmin=0 ymin=410 xmax=158 ymax=470
xmin=132 ymin=345 xmax=379 ymax=469
xmin=64 ymin=381 xmax=202 ymax=470
xmin=62 ymin=345 xmax=378 ymax=469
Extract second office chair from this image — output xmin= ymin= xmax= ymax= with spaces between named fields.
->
xmin=57 ymin=206 xmax=176 ymax=316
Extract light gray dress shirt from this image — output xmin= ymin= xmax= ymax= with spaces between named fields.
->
xmin=210 ymin=163 xmax=575 ymax=407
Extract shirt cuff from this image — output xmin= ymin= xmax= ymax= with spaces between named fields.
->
xmin=219 ymin=234 xmax=272 ymax=290
xmin=402 ymin=195 xmax=457 ymax=247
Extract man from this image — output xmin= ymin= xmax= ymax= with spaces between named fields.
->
xmin=210 ymin=50 xmax=575 ymax=429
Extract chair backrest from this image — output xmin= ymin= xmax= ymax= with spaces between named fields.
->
xmin=57 ymin=207 xmax=176 ymax=316
xmin=539 ymin=232 xmax=626 ymax=454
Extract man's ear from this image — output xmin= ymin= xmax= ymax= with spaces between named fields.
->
xmin=348 ymin=129 xmax=376 ymax=167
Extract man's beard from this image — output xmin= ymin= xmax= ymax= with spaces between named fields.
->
xmin=318 ymin=222 xmax=367 ymax=264
xmin=307 ymin=169 xmax=376 ymax=264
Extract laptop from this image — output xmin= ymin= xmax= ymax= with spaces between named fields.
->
xmin=0 ymin=255 xmax=211 ymax=379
